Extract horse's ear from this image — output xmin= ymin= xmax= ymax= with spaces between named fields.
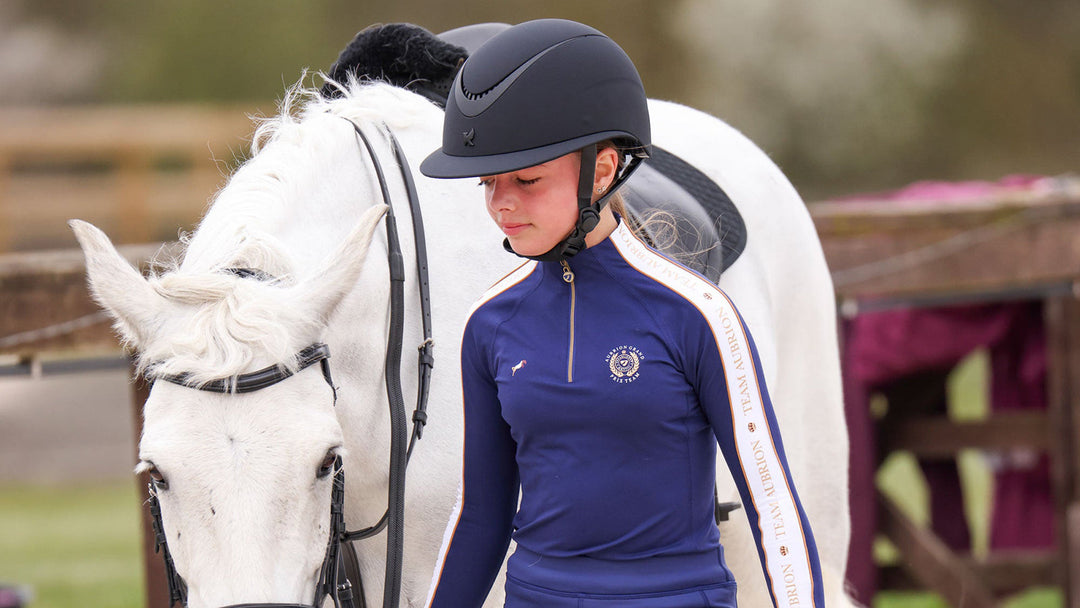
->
xmin=289 ymin=204 xmax=388 ymax=323
xmin=69 ymin=220 xmax=166 ymax=348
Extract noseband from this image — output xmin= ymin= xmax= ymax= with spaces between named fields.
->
xmin=146 ymin=119 xmax=433 ymax=608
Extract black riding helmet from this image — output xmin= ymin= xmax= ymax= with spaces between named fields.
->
xmin=420 ymin=18 xmax=651 ymax=261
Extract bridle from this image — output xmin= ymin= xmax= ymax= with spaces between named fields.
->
xmin=145 ymin=118 xmax=434 ymax=608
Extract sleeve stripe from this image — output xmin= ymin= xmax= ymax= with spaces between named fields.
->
xmin=465 ymin=261 xmax=536 ymax=319
xmin=610 ymin=223 xmax=817 ymax=607
xmin=719 ymin=288 xmax=817 ymax=607
xmin=424 ymin=484 xmax=464 ymax=606
xmin=426 ymin=262 xmax=536 ymax=606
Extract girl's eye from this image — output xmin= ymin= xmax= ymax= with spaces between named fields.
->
xmin=477 ymin=179 xmax=492 ymax=188
xmin=516 ymin=177 xmax=540 ymax=186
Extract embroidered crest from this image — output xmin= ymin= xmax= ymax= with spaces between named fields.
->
xmin=606 ymin=345 xmax=644 ymax=384
xmin=511 ymin=360 xmax=527 ymax=376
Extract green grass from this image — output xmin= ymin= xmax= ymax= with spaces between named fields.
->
xmin=875 ymin=588 xmax=1062 ymax=608
xmin=0 ymin=482 xmax=143 ymax=608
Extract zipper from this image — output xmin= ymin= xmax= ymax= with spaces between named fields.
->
xmin=560 ymin=260 xmax=576 ymax=383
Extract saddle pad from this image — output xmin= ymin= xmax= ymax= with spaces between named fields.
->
xmin=622 ymin=146 xmax=747 ymax=284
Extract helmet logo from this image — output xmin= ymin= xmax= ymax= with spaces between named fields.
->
xmin=463 ymin=128 xmax=476 ymax=147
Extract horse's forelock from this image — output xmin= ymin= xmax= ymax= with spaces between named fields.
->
xmin=146 ymin=79 xmax=430 ymax=385
xmin=136 ymin=273 xmax=315 ymax=386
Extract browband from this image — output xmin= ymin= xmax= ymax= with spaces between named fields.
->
xmin=153 ymin=343 xmax=334 ymax=396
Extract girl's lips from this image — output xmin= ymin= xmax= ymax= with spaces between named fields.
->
xmin=501 ymin=223 xmax=529 ymax=236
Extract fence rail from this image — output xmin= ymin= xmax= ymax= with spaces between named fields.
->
xmin=0 ymin=104 xmax=253 ymax=252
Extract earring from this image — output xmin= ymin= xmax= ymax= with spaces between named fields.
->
xmin=596 ymin=186 xmax=606 ymax=193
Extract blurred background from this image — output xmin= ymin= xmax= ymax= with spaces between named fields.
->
xmin=2 ymin=0 xmax=1078 ymax=226
xmin=1 ymin=1 xmax=1077 ymax=607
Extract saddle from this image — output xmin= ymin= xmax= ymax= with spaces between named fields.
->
xmin=323 ymin=23 xmax=746 ymax=282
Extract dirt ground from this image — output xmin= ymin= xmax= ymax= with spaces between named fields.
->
xmin=0 ymin=369 xmax=136 ymax=484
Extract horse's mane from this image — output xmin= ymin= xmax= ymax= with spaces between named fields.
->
xmin=135 ymin=77 xmax=436 ymax=384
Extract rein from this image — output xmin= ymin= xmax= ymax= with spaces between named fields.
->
xmin=145 ymin=119 xmax=434 ymax=608
xmin=343 ymin=118 xmax=435 ymax=608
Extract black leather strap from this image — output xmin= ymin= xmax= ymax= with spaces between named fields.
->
xmin=346 ymin=120 xmax=412 ymax=608
xmin=149 ymin=484 xmax=187 ymax=607
xmin=154 ymin=344 xmax=332 ymax=395
xmin=385 ymin=132 xmax=435 ymax=458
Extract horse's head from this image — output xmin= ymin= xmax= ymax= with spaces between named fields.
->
xmin=70 ymin=199 xmax=387 ymax=606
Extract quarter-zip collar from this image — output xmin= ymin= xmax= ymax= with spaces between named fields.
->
xmin=537 ymin=217 xmax=628 ymax=283
xmin=535 ymin=219 xmax=631 ymax=384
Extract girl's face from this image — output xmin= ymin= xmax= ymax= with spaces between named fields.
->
xmin=480 ymin=152 xmax=582 ymax=257
xmin=480 ymin=147 xmax=618 ymax=257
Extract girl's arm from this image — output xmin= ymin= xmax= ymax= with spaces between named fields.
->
xmin=688 ymin=291 xmax=826 ymax=608
xmin=426 ymin=320 xmax=519 ymax=608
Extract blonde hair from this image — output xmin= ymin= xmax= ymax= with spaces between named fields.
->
xmin=597 ymin=139 xmax=718 ymax=269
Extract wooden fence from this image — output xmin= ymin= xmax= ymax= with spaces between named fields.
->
xmin=0 ymin=105 xmax=253 ymax=252
xmin=816 ymin=184 xmax=1080 ymax=607
xmin=1 ymin=106 xmax=1078 ymax=607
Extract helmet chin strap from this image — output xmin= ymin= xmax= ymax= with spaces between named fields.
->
xmin=503 ymin=144 xmax=644 ymax=262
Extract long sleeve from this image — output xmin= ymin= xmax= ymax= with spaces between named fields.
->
xmin=426 ymin=318 xmax=520 ymax=608
xmin=687 ymin=291 xmax=826 ymax=608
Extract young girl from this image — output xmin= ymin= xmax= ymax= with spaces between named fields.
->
xmin=419 ymin=18 xmax=824 ymax=608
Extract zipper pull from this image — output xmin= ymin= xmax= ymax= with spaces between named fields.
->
xmin=559 ymin=260 xmax=575 ymax=283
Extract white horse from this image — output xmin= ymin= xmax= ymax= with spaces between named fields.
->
xmin=72 ymin=80 xmax=852 ymax=607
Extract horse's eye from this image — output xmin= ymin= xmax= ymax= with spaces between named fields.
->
xmin=317 ymin=451 xmax=338 ymax=479
xmin=147 ymin=465 xmax=169 ymax=490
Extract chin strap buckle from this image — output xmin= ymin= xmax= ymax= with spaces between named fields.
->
xmin=578 ymin=206 xmax=600 ymax=233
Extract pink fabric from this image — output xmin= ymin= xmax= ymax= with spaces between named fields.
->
xmin=839 ymin=178 xmax=1054 ymax=605
xmin=836 ymin=174 xmax=1049 ymax=205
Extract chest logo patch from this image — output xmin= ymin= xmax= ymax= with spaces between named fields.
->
xmin=606 ymin=345 xmax=644 ymax=384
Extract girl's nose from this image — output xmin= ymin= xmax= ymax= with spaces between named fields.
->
xmin=486 ymin=180 xmax=515 ymax=211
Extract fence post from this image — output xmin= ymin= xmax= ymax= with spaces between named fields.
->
xmin=1046 ymin=292 xmax=1080 ymax=607
xmin=0 ymin=153 xmax=10 ymax=251
xmin=116 ymin=151 xmax=152 ymax=245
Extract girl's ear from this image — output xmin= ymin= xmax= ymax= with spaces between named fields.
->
xmin=594 ymin=146 xmax=619 ymax=192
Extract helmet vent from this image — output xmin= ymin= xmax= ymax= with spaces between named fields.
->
xmin=461 ymin=86 xmax=487 ymax=101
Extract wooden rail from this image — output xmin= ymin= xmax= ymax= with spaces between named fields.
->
xmin=812 ymin=181 xmax=1080 ymax=304
xmin=0 ymin=105 xmax=253 ymax=252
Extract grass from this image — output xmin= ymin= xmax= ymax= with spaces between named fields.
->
xmin=0 ymin=482 xmax=143 ymax=608
xmin=875 ymin=588 xmax=1062 ymax=608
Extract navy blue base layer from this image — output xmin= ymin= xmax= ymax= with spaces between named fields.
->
xmin=506 ymin=578 xmax=736 ymax=608
xmin=504 ymin=546 xmax=737 ymax=607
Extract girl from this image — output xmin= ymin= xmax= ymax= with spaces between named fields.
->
xmin=420 ymin=18 xmax=824 ymax=608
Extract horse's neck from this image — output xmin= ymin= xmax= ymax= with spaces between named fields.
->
xmin=183 ymin=131 xmax=376 ymax=278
